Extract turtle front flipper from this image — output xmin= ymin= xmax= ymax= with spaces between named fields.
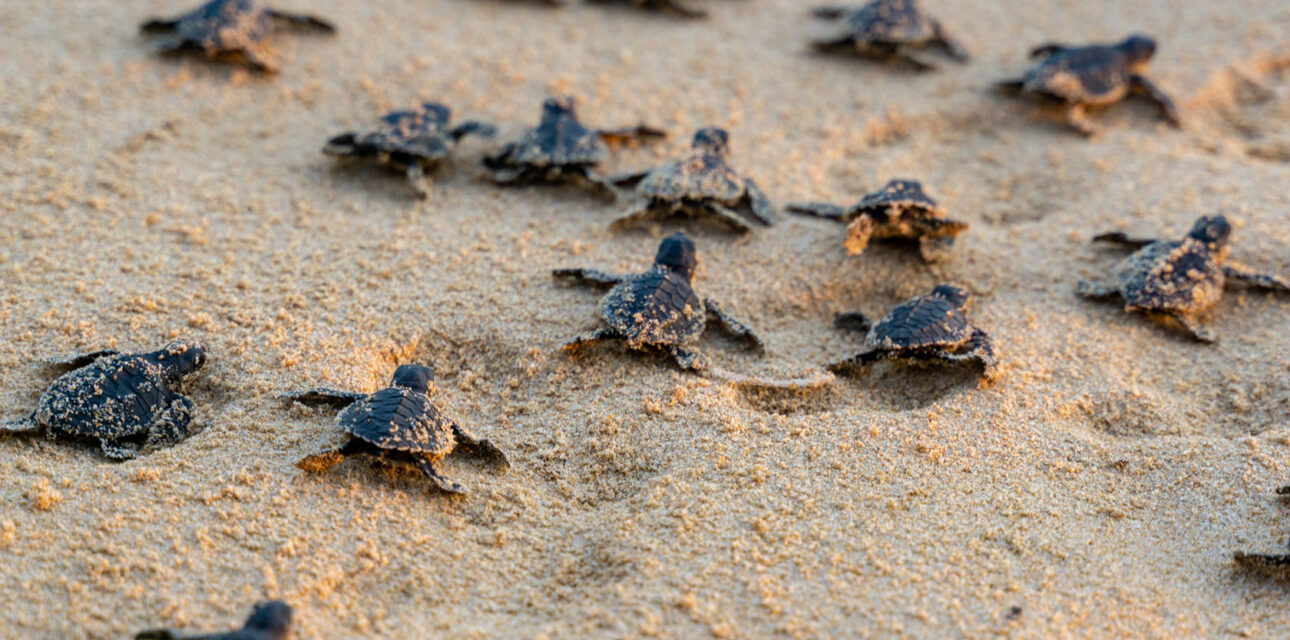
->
xmin=743 ymin=178 xmax=777 ymax=226
xmin=45 ymin=349 xmax=121 ymax=370
xmin=786 ymin=201 xmax=851 ymax=221
xmin=703 ymin=298 xmax=765 ymax=351
xmin=604 ymin=169 xmax=652 ymax=189
xmin=552 ymin=268 xmax=626 ymax=287
xmin=415 ymin=455 xmax=465 ymax=494
xmin=843 ymin=215 xmax=877 ymax=255
xmin=145 ymin=395 xmax=195 ymax=450
xmin=564 ymin=327 xmax=621 ymax=351
xmin=281 ymin=388 xmax=367 ymax=409
xmin=1091 ymin=232 xmax=1158 ymax=249
xmin=323 ymin=132 xmax=359 ymax=156
xmin=140 ymin=18 xmax=180 ymax=34
xmin=648 ymin=0 xmax=707 ymax=18
xmin=132 ymin=628 xmax=180 ymax=640
xmin=1222 ymin=263 xmax=1290 ymax=293
xmin=809 ymin=6 xmax=849 ymax=19
xmin=609 ymin=200 xmax=658 ymax=229
xmin=833 ymin=311 xmax=872 ymax=332
xmin=0 ymin=414 xmax=39 ymax=434
xmin=449 ymin=422 xmax=509 ymax=468
xmin=238 ymin=45 xmax=279 ymax=74
xmin=403 ymin=161 xmax=431 ymax=198
xmin=264 ymin=9 xmax=337 ymax=32
xmin=1063 ymin=104 xmax=1099 ymax=137
xmin=993 ymin=79 xmax=1027 ymax=94
xmin=1029 ymin=43 xmax=1071 ymax=59
xmin=891 ymin=48 xmax=938 ymax=72
xmin=1129 ymin=74 xmax=1182 ymax=127
xmin=100 ymin=438 xmax=141 ymax=460
xmin=450 ymin=121 xmax=498 ymax=142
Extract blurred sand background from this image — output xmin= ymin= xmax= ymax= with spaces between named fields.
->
xmin=3 ymin=0 xmax=1290 ymax=637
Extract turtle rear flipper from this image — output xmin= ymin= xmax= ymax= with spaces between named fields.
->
xmin=415 ymin=455 xmax=465 ymax=494
xmin=46 ymin=349 xmax=121 ymax=370
xmin=132 ymin=629 xmax=180 ymax=640
xmin=1029 ymin=43 xmax=1071 ymax=59
xmin=744 ymin=178 xmax=777 ymax=225
xmin=810 ymin=6 xmax=849 ymax=19
xmin=264 ymin=9 xmax=336 ymax=32
xmin=1166 ymin=312 xmax=1217 ymax=343
xmin=993 ymin=79 xmax=1027 ymax=94
xmin=281 ymin=388 xmax=367 ymax=409
xmin=833 ymin=312 xmax=872 ymax=332
xmin=100 ymin=439 xmax=141 ymax=460
xmin=323 ymin=133 xmax=359 ymax=156
xmin=828 ymin=348 xmax=898 ymax=373
xmin=140 ymin=18 xmax=180 ymax=34
xmin=936 ymin=328 xmax=999 ymax=380
xmin=605 ymin=169 xmax=652 ymax=189
xmin=931 ymin=20 xmax=970 ymax=62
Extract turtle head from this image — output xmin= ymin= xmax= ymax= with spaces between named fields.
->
xmin=691 ymin=127 xmax=730 ymax=157
xmin=421 ymin=102 xmax=452 ymax=124
xmin=391 ymin=364 xmax=435 ymax=394
xmin=542 ymin=96 xmax=578 ymax=121
xmin=930 ymin=284 xmax=971 ymax=310
xmin=654 ymin=232 xmax=698 ymax=281
xmin=1187 ymin=214 xmax=1230 ymax=248
xmin=243 ymin=600 xmax=292 ymax=636
xmin=1117 ymin=34 xmax=1157 ymax=65
xmin=155 ymin=340 xmax=207 ymax=379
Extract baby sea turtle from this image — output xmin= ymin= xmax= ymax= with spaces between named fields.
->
xmin=1077 ymin=215 xmax=1290 ymax=342
xmin=554 ymin=233 xmax=764 ymax=371
xmin=285 ymin=364 xmax=508 ymax=495
xmin=135 ymin=600 xmax=292 ymax=640
xmin=809 ymin=0 xmax=969 ymax=70
xmin=1 ymin=341 xmax=207 ymax=459
xmin=788 ymin=179 xmax=967 ymax=262
xmin=995 ymin=34 xmax=1181 ymax=136
xmin=587 ymin=0 xmax=709 ymax=18
xmin=324 ymin=102 xmax=496 ymax=197
xmin=484 ymin=97 xmax=664 ymax=194
xmin=141 ymin=0 xmax=335 ymax=73
xmin=828 ymin=285 xmax=998 ymax=378
xmin=608 ymin=128 xmax=777 ymax=233
xmin=1235 ymin=542 xmax=1290 ymax=581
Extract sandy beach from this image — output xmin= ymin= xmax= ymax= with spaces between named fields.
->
xmin=2 ymin=0 xmax=1290 ymax=637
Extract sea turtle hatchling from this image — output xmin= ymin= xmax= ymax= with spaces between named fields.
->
xmin=324 ymin=102 xmax=497 ymax=197
xmin=828 ymin=285 xmax=998 ymax=378
xmin=1233 ymin=486 xmax=1290 ymax=581
xmin=607 ymin=128 xmax=777 ymax=233
xmin=1077 ymin=215 xmax=1290 ymax=342
xmin=554 ymin=233 xmax=764 ymax=371
xmin=484 ymin=97 xmax=664 ymax=194
xmin=0 ymin=341 xmax=207 ymax=460
xmin=284 ymin=364 xmax=508 ymax=495
xmin=141 ymin=0 xmax=335 ymax=73
xmin=809 ymin=0 xmax=969 ymax=70
xmin=135 ymin=600 xmax=292 ymax=640
xmin=788 ymin=179 xmax=967 ymax=262
xmin=995 ymin=34 xmax=1181 ymax=136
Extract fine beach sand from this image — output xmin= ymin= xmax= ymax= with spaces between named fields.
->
xmin=3 ymin=0 xmax=1290 ymax=637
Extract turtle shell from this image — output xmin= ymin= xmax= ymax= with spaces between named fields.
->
xmin=1023 ymin=45 xmax=1131 ymax=105
xmin=493 ymin=111 xmax=606 ymax=169
xmin=35 ymin=355 xmax=174 ymax=439
xmin=839 ymin=0 xmax=937 ymax=45
xmin=336 ymin=386 xmax=455 ymax=456
xmin=349 ymin=104 xmax=455 ymax=161
xmin=173 ymin=0 xmax=272 ymax=53
xmin=599 ymin=266 xmax=706 ymax=349
xmin=635 ymin=152 xmax=745 ymax=204
xmin=854 ymin=179 xmax=943 ymax=220
xmin=1114 ymin=241 xmax=1225 ymax=314
xmin=866 ymin=292 xmax=972 ymax=350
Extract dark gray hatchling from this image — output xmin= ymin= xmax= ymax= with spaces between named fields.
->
xmin=788 ymin=179 xmax=968 ymax=262
xmin=586 ymin=0 xmax=709 ymax=18
xmin=141 ymin=0 xmax=334 ymax=73
xmin=484 ymin=97 xmax=664 ymax=194
xmin=1 ymin=341 xmax=207 ymax=460
xmin=1077 ymin=215 xmax=1290 ymax=343
xmin=135 ymin=600 xmax=292 ymax=640
xmin=1233 ymin=487 xmax=1290 ymax=581
xmin=809 ymin=0 xmax=969 ymax=70
xmin=995 ymin=34 xmax=1181 ymax=136
xmin=554 ymin=233 xmax=764 ymax=371
xmin=325 ymin=102 xmax=496 ymax=197
xmin=608 ymin=128 xmax=777 ymax=233
xmin=285 ymin=364 xmax=508 ymax=495
xmin=829 ymin=285 xmax=998 ymax=378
